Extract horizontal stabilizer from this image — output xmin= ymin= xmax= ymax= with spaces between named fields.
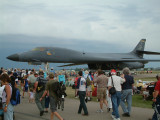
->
xmin=136 ymin=50 xmax=160 ymax=55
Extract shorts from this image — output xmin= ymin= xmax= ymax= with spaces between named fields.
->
xmin=97 ymin=88 xmax=107 ymax=100
xmin=87 ymin=85 xmax=92 ymax=92
xmin=50 ymin=96 xmax=57 ymax=112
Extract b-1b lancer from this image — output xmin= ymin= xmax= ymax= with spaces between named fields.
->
xmin=7 ymin=39 xmax=160 ymax=70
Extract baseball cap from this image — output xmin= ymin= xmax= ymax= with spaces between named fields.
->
xmin=111 ymin=69 xmax=116 ymax=74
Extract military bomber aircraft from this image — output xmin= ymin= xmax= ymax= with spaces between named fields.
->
xmin=7 ymin=39 xmax=160 ymax=70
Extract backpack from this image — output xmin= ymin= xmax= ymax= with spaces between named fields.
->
xmin=52 ymin=81 xmax=67 ymax=98
xmin=10 ymin=87 xmax=21 ymax=105
xmin=52 ymin=81 xmax=60 ymax=92
xmin=36 ymin=77 xmax=46 ymax=93
xmin=86 ymin=76 xmax=91 ymax=86
xmin=0 ymin=85 xmax=20 ymax=106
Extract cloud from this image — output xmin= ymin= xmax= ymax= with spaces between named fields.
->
xmin=0 ymin=0 xmax=160 ymax=69
xmin=1 ymin=0 xmax=160 ymax=44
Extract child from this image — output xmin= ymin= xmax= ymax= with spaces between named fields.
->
xmin=22 ymin=75 xmax=28 ymax=98
xmin=29 ymin=88 xmax=35 ymax=103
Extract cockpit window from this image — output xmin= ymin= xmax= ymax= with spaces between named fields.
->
xmin=32 ymin=47 xmax=45 ymax=51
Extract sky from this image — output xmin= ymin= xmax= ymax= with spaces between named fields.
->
xmin=0 ymin=0 xmax=160 ymax=70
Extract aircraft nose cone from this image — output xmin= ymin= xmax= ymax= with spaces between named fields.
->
xmin=7 ymin=54 xmax=19 ymax=61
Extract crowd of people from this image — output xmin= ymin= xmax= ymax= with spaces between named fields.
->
xmin=74 ymin=68 xmax=131 ymax=120
xmin=75 ymin=68 xmax=160 ymax=120
xmin=0 ymin=67 xmax=160 ymax=120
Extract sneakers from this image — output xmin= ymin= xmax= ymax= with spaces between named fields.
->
xmin=111 ymin=114 xmax=121 ymax=120
xmin=40 ymin=111 xmax=44 ymax=116
xmin=122 ymin=112 xmax=130 ymax=117
xmin=96 ymin=109 xmax=104 ymax=113
xmin=113 ymin=118 xmax=121 ymax=120
xmin=111 ymin=114 xmax=115 ymax=119
xmin=82 ymin=113 xmax=89 ymax=116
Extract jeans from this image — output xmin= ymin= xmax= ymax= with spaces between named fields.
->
xmin=111 ymin=91 xmax=121 ymax=118
xmin=78 ymin=91 xmax=88 ymax=114
xmin=120 ymin=89 xmax=132 ymax=114
xmin=152 ymin=96 xmax=160 ymax=120
xmin=3 ymin=103 xmax=14 ymax=120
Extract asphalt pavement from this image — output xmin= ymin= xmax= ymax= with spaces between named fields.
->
xmin=13 ymin=95 xmax=154 ymax=120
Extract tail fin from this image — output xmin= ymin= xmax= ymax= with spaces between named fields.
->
xmin=131 ymin=39 xmax=146 ymax=58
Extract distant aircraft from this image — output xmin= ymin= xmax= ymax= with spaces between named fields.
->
xmin=7 ymin=39 xmax=160 ymax=70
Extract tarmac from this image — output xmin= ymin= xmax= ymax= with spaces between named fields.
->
xmin=13 ymin=95 xmax=154 ymax=120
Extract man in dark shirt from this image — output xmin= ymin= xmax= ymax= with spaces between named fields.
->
xmin=120 ymin=67 xmax=134 ymax=117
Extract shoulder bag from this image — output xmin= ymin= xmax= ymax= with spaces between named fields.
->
xmin=109 ymin=76 xmax=116 ymax=95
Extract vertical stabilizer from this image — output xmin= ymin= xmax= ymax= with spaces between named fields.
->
xmin=132 ymin=39 xmax=146 ymax=58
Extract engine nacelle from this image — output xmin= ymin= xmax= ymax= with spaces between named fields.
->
xmin=88 ymin=63 xmax=119 ymax=70
xmin=88 ymin=62 xmax=144 ymax=70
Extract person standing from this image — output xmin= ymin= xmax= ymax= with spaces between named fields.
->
xmin=28 ymin=71 xmax=37 ymax=90
xmin=106 ymin=72 xmax=112 ymax=112
xmin=0 ymin=74 xmax=14 ymax=120
xmin=84 ymin=71 xmax=92 ymax=101
xmin=120 ymin=67 xmax=134 ymax=117
xmin=151 ymin=73 xmax=160 ymax=120
xmin=22 ymin=75 xmax=29 ymax=98
xmin=34 ymin=71 xmax=47 ymax=116
xmin=94 ymin=69 xmax=108 ymax=113
xmin=108 ymin=69 xmax=125 ymax=120
xmin=77 ymin=71 xmax=88 ymax=116
xmin=40 ymin=73 xmax=64 ymax=120
xmin=87 ymin=71 xmax=94 ymax=101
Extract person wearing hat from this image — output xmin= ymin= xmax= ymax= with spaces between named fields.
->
xmin=40 ymin=72 xmax=64 ymax=120
xmin=136 ymin=80 xmax=144 ymax=93
xmin=150 ymin=73 xmax=160 ymax=120
xmin=108 ymin=69 xmax=125 ymax=120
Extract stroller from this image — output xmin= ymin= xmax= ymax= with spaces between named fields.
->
xmin=152 ymin=102 xmax=160 ymax=120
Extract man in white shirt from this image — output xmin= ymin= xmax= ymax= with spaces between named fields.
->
xmin=108 ymin=69 xmax=125 ymax=120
